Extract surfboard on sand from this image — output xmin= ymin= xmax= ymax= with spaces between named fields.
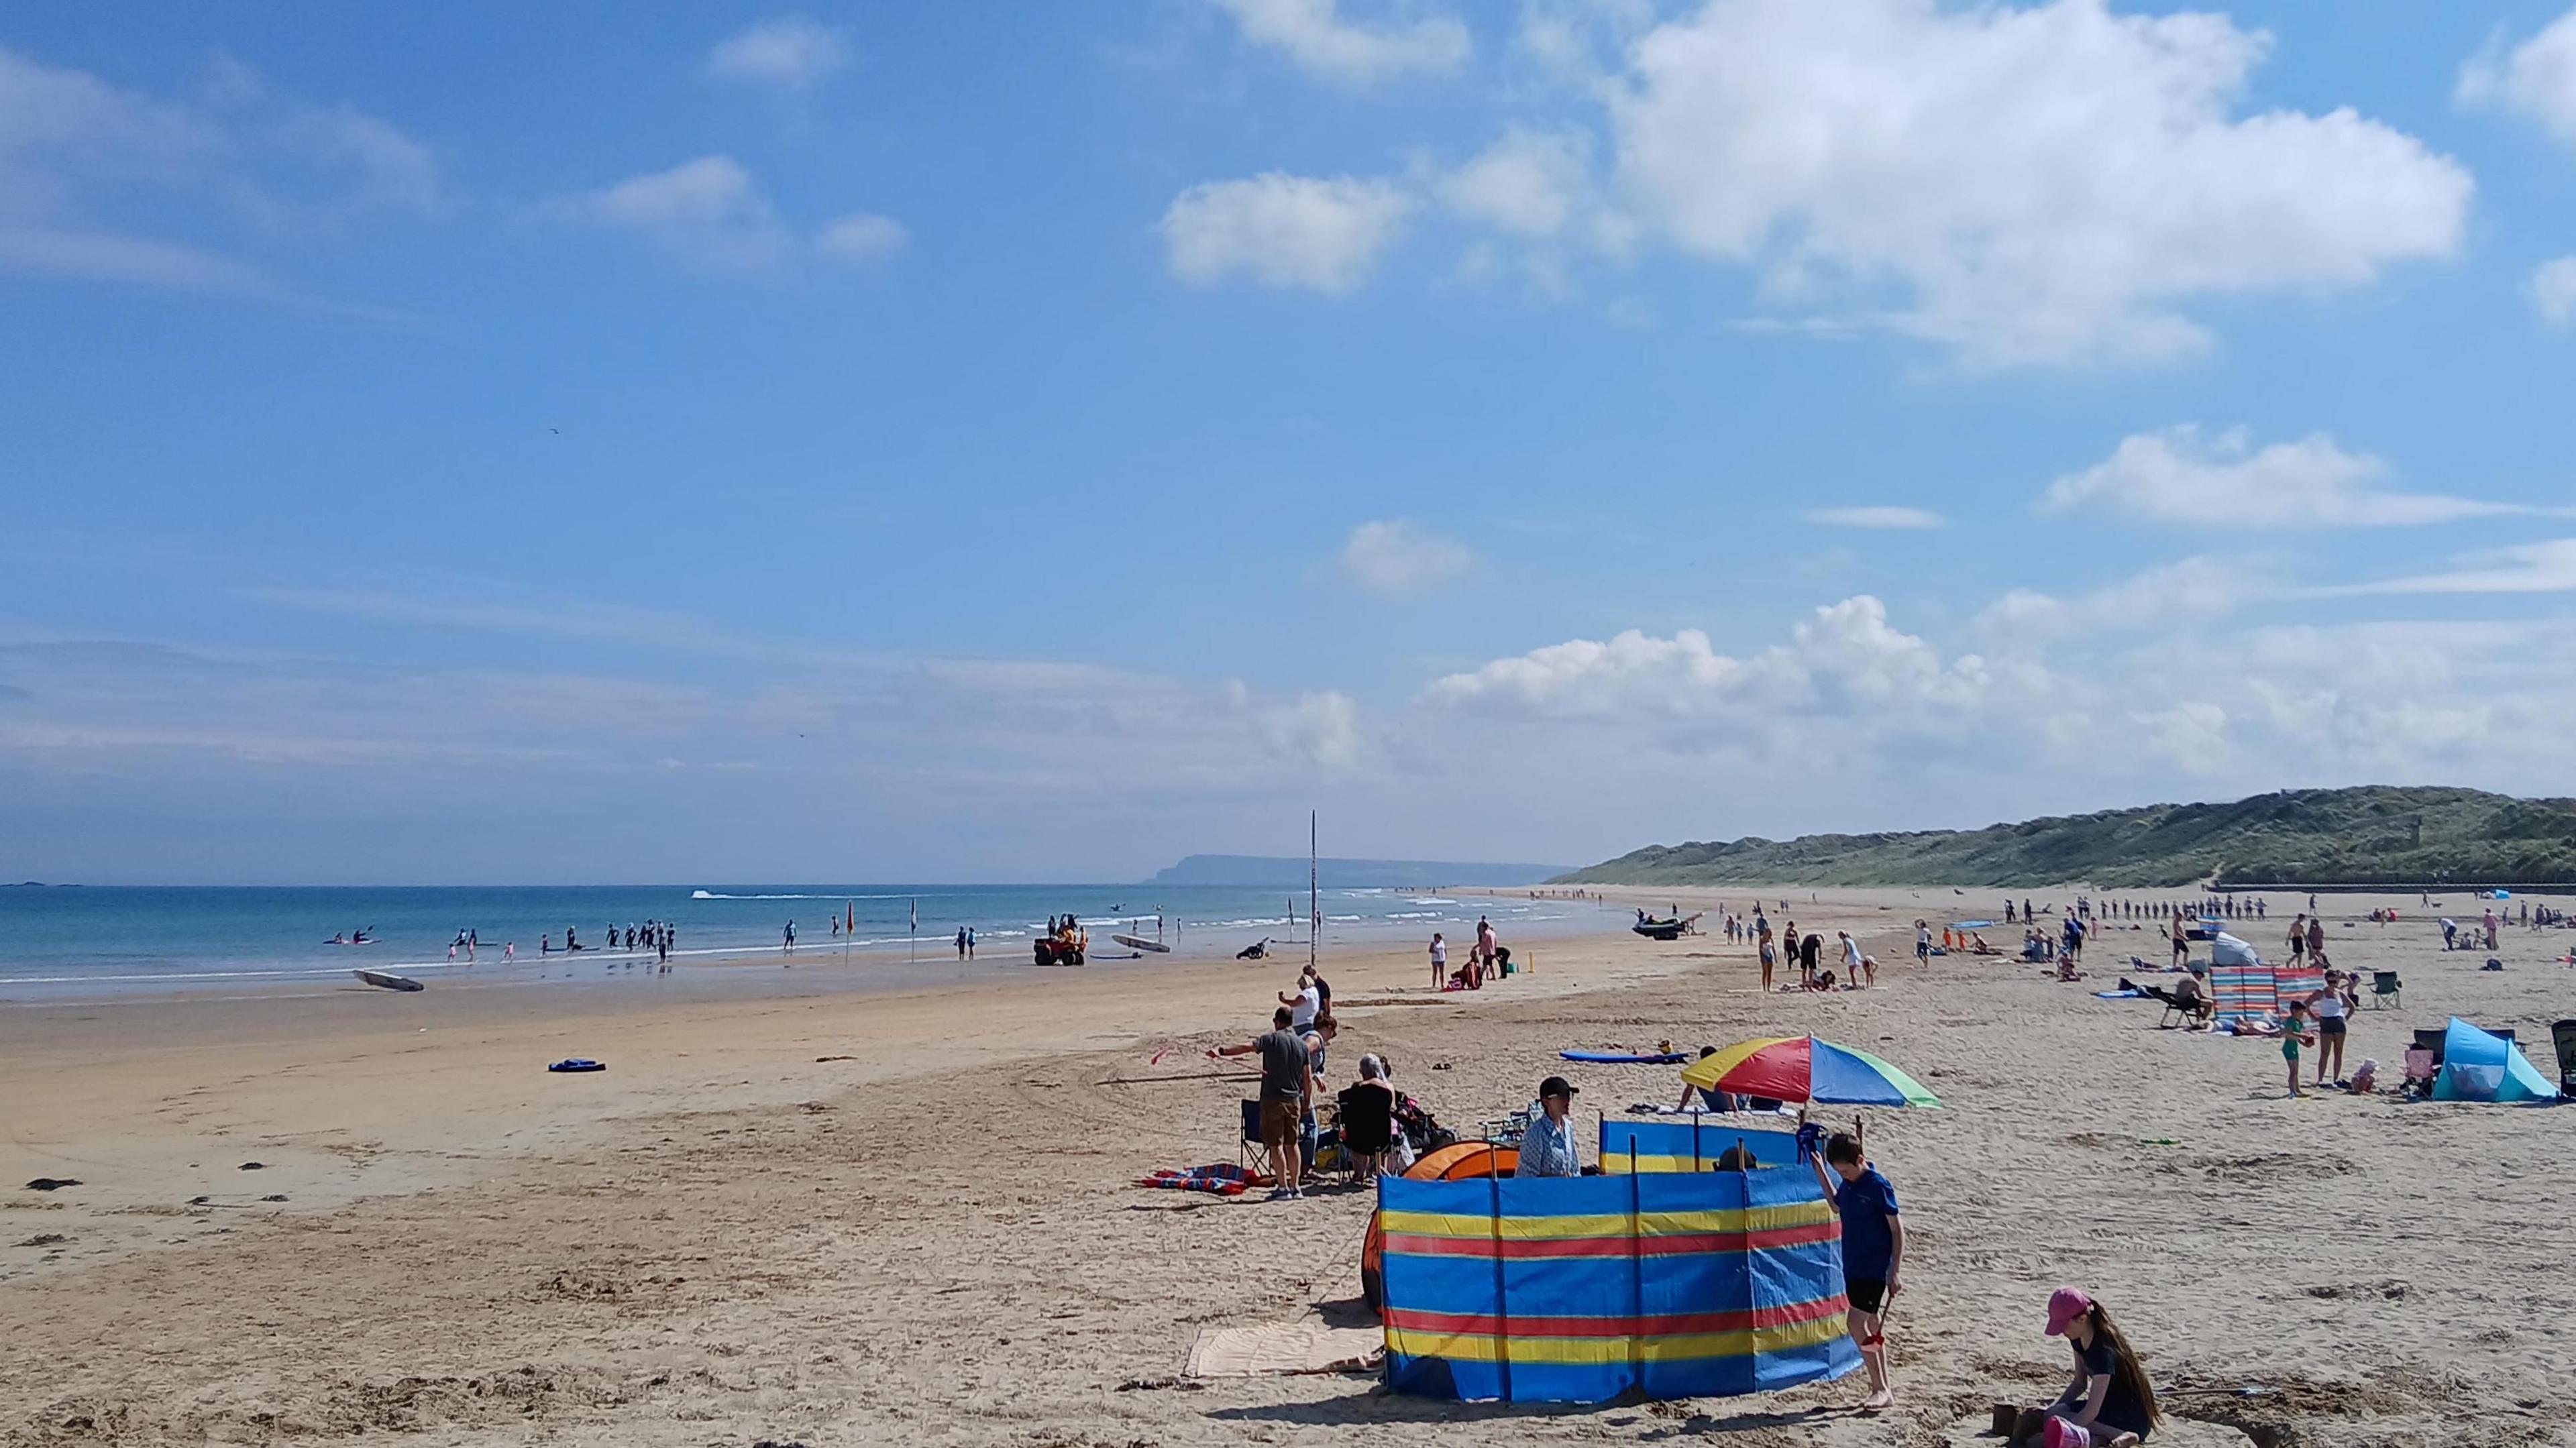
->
xmin=354 ymin=968 xmax=424 ymax=992
xmin=1111 ymin=934 xmax=1171 ymax=953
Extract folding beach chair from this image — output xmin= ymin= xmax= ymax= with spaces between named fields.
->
xmin=2370 ymin=970 xmax=2402 ymax=1010
xmin=2554 ymin=1020 xmax=2576 ymax=1098
xmin=2401 ymin=1046 xmax=2438 ymax=1100
xmin=1238 ymin=1099 xmax=1267 ymax=1174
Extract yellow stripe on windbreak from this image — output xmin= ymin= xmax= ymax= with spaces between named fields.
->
xmin=1377 ymin=1202 xmax=1831 ymax=1241
xmin=1385 ymin=1312 xmax=1849 ymax=1365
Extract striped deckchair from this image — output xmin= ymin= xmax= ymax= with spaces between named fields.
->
xmin=2208 ymin=964 xmax=2276 ymax=1030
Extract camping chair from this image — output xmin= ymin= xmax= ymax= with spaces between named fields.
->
xmin=2153 ymin=984 xmax=2213 ymax=1029
xmin=2554 ymin=1020 xmax=2576 ymax=1098
xmin=1237 ymin=1099 xmax=1269 ymax=1177
xmin=1336 ymin=1084 xmax=1395 ymax=1182
xmin=2370 ymin=970 xmax=2401 ymax=1010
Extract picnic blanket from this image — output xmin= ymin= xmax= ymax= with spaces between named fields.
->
xmin=1138 ymin=1163 xmax=1271 ymax=1196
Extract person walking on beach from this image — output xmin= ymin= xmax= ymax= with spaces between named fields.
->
xmin=1805 ymin=1121 xmax=1902 ymax=1410
xmin=2307 ymin=915 xmax=2326 ymax=962
xmin=1916 ymin=920 xmax=1931 ymax=968
xmin=2023 ymin=1287 xmax=2160 ymax=1446
xmin=1514 ymin=1076 xmax=1582 ymax=1178
xmin=1428 ymin=932 xmax=1447 ymax=989
xmin=2168 ymin=913 xmax=2188 ymax=968
xmin=1208 ymin=1006 xmax=1312 ymax=1201
xmin=966 ymin=927 xmax=975 ymax=959
xmin=1759 ymin=926 xmax=1778 ymax=992
xmin=955 ymin=926 xmax=969 ymax=960
xmin=783 ymin=919 xmax=796 ymax=962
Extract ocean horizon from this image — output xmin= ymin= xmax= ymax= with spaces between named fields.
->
xmin=0 ymin=882 xmax=1614 ymax=999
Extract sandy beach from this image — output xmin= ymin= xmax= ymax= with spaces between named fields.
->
xmin=3 ymin=886 xmax=2570 ymax=1447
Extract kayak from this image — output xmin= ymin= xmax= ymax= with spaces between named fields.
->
xmin=353 ymin=969 xmax=423 ymax=992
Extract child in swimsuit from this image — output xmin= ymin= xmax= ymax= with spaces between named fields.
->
xmin=2280 ymin=999 xmax=2314 ymax=1099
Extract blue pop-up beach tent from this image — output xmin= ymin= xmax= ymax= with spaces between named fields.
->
xmin=2433 ymin=1017 xmax=2559 ymax=1103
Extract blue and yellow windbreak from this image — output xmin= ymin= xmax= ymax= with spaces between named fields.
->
xmin=1598 ymin=1118 xmax=1802 ymax=1174
xmin=1377 ymin=1164 xmax=1859 ymax=1402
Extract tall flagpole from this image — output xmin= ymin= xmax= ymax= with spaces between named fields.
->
xmin=1309 ymin=810 xmax=1318 ymax=974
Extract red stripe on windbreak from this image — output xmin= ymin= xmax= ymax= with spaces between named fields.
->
xmin=1381 ymin=1219 xmax=1839 ymax=1260
xmin=1385 ymin=1293 xmax=1850 ymax=1339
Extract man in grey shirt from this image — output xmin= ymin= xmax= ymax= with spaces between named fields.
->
xmin=1210 ymin=1006 xmax=1314 ymax=1200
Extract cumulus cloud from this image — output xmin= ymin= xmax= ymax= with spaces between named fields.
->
xmin=2533 ymin=256 xmax=2576 ymax=327
xmin=1976 ymin=555 xmax=2274 ymax=645
xmin=1205 ymin=0 xmax=1470 ymax=86
xmin=1429 ymin=596 xmax=1991 ymax=719
xmin=1803 ymin=506 xmax=1943 ymax=530
xmin=1161 ymin=172 xmax=1413 ymax=292
xmin=558 ymin=155 xmax=789 ymax=269
xmin=1336 ymin=519 xmax=1473 ymax=597
xmin=2038 ymin=426 xmax=2525 ymax=528
xmin=1438 ymin=128 xmax=1589 ymax=237
xmin=706 ymin=15 xmax=853 ymax=90
xmin=816 ymin=211 xmax=908 ymax=264
xmin=0 ymin=46 xmax=442 ymax=297
xmin=557 ymin=157 xmax=903 ymax=272
xmin=2459 ymin=7 xmax=2576 ymax=144
xmin=1604 ymin=0 xmax=2470 ymax=366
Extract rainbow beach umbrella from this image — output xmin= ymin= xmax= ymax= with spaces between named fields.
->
xmin=1679 ymin=1035 xmax=1941 ymax=1108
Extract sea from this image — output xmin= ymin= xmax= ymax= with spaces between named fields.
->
xmin=0 ymin=883 xmax=1617 ymax=1002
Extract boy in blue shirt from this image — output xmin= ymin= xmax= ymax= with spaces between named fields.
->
xmin=1806 ymin=1119 xmax=1903 ymax=1410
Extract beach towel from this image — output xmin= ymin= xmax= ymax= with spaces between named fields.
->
xmin=2208 ymin=964 xmax=2275 ymax=1031
xmin=1186 ymin=1319 xmax=1383 ymax=1377
xmin=1138 ymin=1163 xmax=1271 ymax=1196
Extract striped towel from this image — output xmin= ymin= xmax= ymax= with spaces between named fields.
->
xmin=1138 ymin=1163 xmax=1271 ymax=1196
xmin=2209 ymin=964 xmax=2276 ymax=1029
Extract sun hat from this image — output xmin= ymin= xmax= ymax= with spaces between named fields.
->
xmin=2045 ymin=1286 xmax=2094 ymax=1335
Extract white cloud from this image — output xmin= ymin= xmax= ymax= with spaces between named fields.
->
xmin=1206 ymin=0 xmax=1470 ymax=86
xmin=0 ymin=46 xmax=441 ymax=297
xmin=2532 ymin=256 xmax=2576 ymax=327
xmin=1162 ymin=172 xmax=1413 ymax=293
xmin=1803 ymin=506 xmax=1943 ymax=531
xmin=706 ymin=15 xmax=854 ymax=90
xmin=1429 ymin=595 xmax=1991 ymax=719
xmin=1337 ymin=519 xmax=1474 ymax=597
xmin=1605 ymin=0 xmax=2471 ymax=366
xmin=2039 ymin=426 xmax=2526 ymax=527
xmin=1975 ymin=555 xmax=2273 ymax=645
xmin=816 ymin=211 xmax=908 ymax=264
xmin=2321 ymin=538 xmax=2576 ymax=596
xmin=559 ymin=155 xmax=788 ymax=269
xmin=1439 ymin=128 xmax=1589 ymax=237
xmin=2459 ymin=7 xmax=2576 ymax=145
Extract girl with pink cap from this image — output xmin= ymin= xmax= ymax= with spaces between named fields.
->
xmin=2019 ymin=1286 xmax=2160 ymax=1445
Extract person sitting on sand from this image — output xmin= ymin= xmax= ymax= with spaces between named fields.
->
xmin=1676 ymin=1046 xmax=1741 ymax=1113
xmin=2017 ymin=1287 xmax=2160 ymax=1446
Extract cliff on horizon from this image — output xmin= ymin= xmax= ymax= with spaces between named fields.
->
xmin=1556 ymin=786 xmax=2576 ymax=889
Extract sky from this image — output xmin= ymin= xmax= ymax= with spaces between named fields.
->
xmin=5 ymin=0 xmax=2576 ymax=885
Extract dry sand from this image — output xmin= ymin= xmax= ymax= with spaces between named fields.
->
xmin=3 ymin=886 xmax=2571 ymax=1447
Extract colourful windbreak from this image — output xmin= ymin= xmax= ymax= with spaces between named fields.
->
xmin=1377 ymin=1168 xmax=1858 ymax=1402
xmin=1598 ymin=1118 xmax=1802 ymax=1174
xmin=1677 ymin=1036 xmax=1940 ymax=1108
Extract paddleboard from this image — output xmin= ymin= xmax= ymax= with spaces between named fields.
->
xmin=353 ymin=968 xmax=423 ymax=993
xmin=1111 ymin=934 xmax=1171 ymax=953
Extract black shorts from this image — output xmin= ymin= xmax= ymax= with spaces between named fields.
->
xmin=1845 ymin=1276 xmax=1888 ymax=1315
xmin=2319 ymin=1016 xmax=2347 ymax=1036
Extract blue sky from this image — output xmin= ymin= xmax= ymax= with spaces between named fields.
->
xmin=5 ymin=0 xmax=2576 ymax=883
